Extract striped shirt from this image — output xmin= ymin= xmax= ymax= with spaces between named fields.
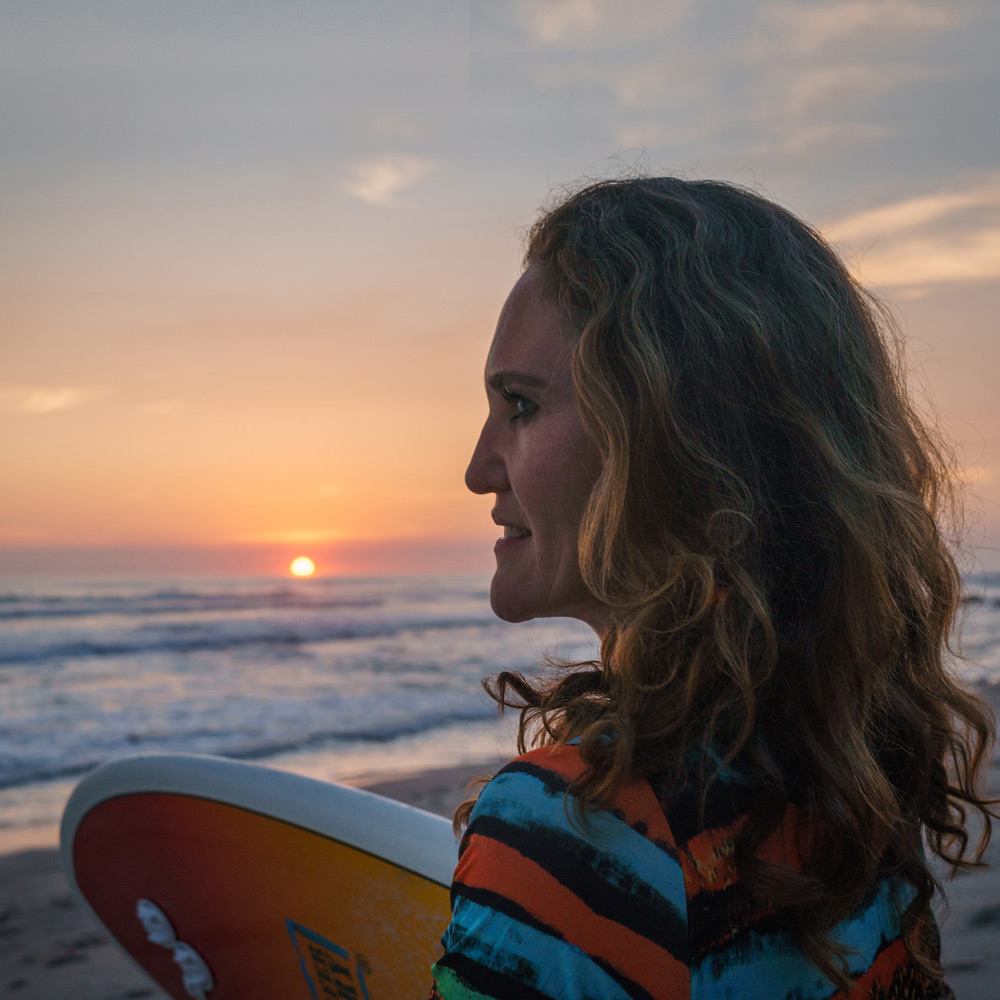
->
xmin=429 ymin=744 xmax=952 ymax=1000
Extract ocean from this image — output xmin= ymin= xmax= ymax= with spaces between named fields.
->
xmin=1 ymin=571 xmax=998 ymax=833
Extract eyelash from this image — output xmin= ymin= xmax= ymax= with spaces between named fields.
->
xmin=500 ymin=388 xmax=538 ymax=420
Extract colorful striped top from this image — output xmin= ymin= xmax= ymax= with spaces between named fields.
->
xmin=429 ymin=744 xmax=953 ymax=1000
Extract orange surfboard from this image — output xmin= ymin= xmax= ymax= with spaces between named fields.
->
xmin=59 ymin=754 xmax=456 ymax=1000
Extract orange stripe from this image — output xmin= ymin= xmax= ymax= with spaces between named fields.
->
xmin=757 ymin=804 xmax=808 ymax=870
xmin=514 ymin=746 xmax=678 ymax=847
xmin=679 ymin=803 xmax=809 ymax=896
xmin=678 ymin=821 xmax=742 ymax=895
xmin=455 ymin=832 xmax=689 ymax=1000
xmin=839 ymin=937 xmax=909 ymax=998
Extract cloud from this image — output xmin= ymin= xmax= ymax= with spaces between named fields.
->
xmin=776 ymin=64 xmax=933 ymax=118
xmin=756 ymin=0 xmax=955 ymax=56
xmin=0 ymin=385 xmax=105 ymax=414
xmin=738 ymin=1 xmax=961 ymax=157
xmin=518 ymin=0 xmax=604 ymax=43
xmin=850 ymin=230 xmax=1000 ymax=287
xmin=342 ymin=155 xmax=433 ymax=206
xmin=751 ymin=121 xmax=893 ymax=157
xmin=516 ymin=0 xmax=689 ymax=46
xmin=826 ymin=179 xmax=1000 ymax=287
xmin=827 ymin=187 xmax=1000 ymax=243
xmin=613 ymin=120 xmax=672 ymax=149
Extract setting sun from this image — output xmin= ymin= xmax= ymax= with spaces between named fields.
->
xmin=289 ymin=556 xmax=316 ymax=578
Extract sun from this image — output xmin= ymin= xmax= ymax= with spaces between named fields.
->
xmin=289 ymin=556 xmax=316 ymax=578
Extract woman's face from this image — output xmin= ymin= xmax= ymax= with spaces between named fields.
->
xmin=465 ymin=265 xmax=609 ymax=633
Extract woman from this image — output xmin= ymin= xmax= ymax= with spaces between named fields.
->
xmin=430 ymin=177 xmax=996 ymax=1000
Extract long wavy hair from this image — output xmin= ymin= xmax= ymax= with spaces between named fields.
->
xmin=458 ymin=177 xmax=997 ymax=991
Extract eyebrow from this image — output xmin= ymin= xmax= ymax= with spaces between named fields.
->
xmin=486 ymin=370 xmax=550 ymax=391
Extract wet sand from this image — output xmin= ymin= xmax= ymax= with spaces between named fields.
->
xmin=1 ymin=690 xmax=998 ymax=999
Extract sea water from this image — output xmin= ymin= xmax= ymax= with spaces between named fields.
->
xmin=0 ymin=573 xmax=598 ymax=830
xmin=0 ymin=571 xmax=997 ymax=832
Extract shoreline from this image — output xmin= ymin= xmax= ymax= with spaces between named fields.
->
xmin=1 ymin=690 xmax=998 ymax=1000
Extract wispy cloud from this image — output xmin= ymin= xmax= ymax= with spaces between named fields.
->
xmin=751 ymin=121 xmax=893 ymax=157
xmin=828 ymin=186 xmax=1000 ymax=243
xmin=738 ymin=1 xmax=961 ymax=160
xmin=755 ymin=0 xmax=955 ymax=56
xmin=0 ymin=385 xmax=105 ymax=414
xmin=613 ymin=120 xmax=672 ymax=149
xmin=516 ymin=0 xmax=689 ymax=46
xmin=518 ymin=0 xmax=604 ymax=44
xmin=850 ymin=230 xmax=1000 ymax=287
xmin=777 ymin=64 xmax=933 ymax=118
xmin=827 ymin=179 xmax=1000 ymax=287
xmin=343 ymin=155 xmax=433 ymax=206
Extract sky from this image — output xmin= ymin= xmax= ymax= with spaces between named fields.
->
xmin=2 ymin=0 xmax=999 ymax=575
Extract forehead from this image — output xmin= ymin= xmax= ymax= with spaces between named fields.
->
xmin=485 ymin=265 xmax=576 ymax=377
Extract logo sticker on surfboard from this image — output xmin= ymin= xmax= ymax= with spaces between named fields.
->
xmin=287 ymin=920 xmax=371 ymax=1000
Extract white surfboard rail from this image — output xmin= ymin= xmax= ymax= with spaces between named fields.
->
xmin=60 ymin=752 xmax=459 ymax=894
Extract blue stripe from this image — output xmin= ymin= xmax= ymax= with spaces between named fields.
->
xmin=836 ymin=876 xmax=907 ymax=966
xmin=443 ymin=897 xmax=637 ymax=1000
xmin=470 ymin=768 xmax=688 ymax=924
xmin=691 ymin=927 xmax=831 ymax=1000
xmin=690 ymin=876 xmax=906 ymax=999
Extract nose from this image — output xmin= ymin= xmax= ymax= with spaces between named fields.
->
xmin=465 ymin=419 xmax=508 ymax=495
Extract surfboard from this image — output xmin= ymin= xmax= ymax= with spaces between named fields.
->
xmin=59 ymin=753 xmax=458 ymax=1000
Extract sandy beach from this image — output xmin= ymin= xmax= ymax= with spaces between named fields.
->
xmin=2 ymin=691 xmax=998 ymax=1000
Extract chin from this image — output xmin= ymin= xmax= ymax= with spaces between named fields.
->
xmin=490 ymin=575 xmax=607 ymax=633
xmin=489 ymin=578 xmax=541 ymax=624
xmin=488 ymin=593 xmax=536 ymax=624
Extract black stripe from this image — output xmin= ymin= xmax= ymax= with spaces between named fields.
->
xmin=455 ymin=883 xmax=566 ymax=941
xmin=449 ymin=884 xmax=662 ymax=1000
xmin=496 ymin=760 xmax=681 ymax=863
xmin=692 ymin=915 xmax=798 ymax=974
xmin=690 ymin=880 xmax=908 ymax=972
xmin=466 ymin=813 xmax=688 ymax=963
xmin=497 ymin=760 xmax=572 ymax=797
xmin=435 ymin=951 xmax=556 ymax=1000
xmin=652 ymin=769 xmax=762 ymax=844
xmin=685 ymin=880 xmax=764 ymax=957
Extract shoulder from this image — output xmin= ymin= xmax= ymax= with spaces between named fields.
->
xmin=466 ymin=744 xmax=680 ymax=854
xmin=432 ymin=744 xmax=690 ymax=1000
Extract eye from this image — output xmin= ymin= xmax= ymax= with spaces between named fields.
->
xmin=500 ymin=387 xmax=538 ymax=421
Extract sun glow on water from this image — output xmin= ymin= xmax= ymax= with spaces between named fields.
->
xmin=289 ymin=556 xmax=316 ymax=577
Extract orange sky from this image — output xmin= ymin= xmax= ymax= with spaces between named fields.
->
xmin=2 ymin=2 xmax=999 ymax=574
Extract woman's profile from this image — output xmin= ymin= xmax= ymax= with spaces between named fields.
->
xmin=429 ymin=177 xmax=996 ymax=1000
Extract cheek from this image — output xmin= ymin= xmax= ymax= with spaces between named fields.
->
xmin=522 ymin=430 xmax=600 ymax=527
xmin=557 ymin=423 xmax=602 ymax=506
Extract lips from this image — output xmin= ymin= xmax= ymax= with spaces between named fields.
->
xmin=492 ymin=511 xmax=531 ymax=549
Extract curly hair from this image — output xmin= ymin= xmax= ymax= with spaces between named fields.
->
xmin=458 ymin=177 xmax=997 ymax=992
